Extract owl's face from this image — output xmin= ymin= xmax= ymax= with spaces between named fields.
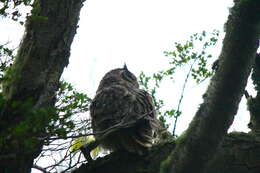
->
xmin=97 ymin=65 xmax=139 ymax=91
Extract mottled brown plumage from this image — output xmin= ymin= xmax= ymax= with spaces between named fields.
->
xmin=90 ymin=65 xmax=158 ymax=154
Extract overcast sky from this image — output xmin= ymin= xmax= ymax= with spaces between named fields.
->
xmin=1 ymin=0 xmax=250 ymax=136
xmin=65 ymin=0 xmax=234 ymax=92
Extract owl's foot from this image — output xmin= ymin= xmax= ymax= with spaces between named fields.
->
xmin=80 ymin=140 xmax=99 ymax=162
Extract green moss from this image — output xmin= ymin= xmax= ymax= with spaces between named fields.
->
xmin=30 ymin=0 xmax=40 ymax=15
xmin=174 ymin=130 xmax=188 ymax=145
xmin=0 ymin=103 xmax=56 ymax=151
xmin=28 ymin=15 xmax=48 ymax=26
xmin=27 ymin=0 xmax=48 ymax=27
xmin=160 ymin=154 xmax=172 ymax=173
xmin=159 ymin=131 xmax=187 ymax=173
xmin=2 ymin=64 xmax=22 ymax=100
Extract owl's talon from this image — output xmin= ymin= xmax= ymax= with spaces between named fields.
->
xmin=80 ymin=140 xmax=99 ymax=162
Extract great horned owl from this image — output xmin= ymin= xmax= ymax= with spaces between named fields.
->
xmin=90 ymin=65 xmax=158 ymax=154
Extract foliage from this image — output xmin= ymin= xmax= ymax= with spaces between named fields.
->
xmin=45 ymin=81 xmax=91 ymax=139
xmin=0 ymin=43 xmax=14 ymax=85
xmin=32 ymin=81 xmax=93 ymax=172
xmin=0 ymin=0 xmax=32 ymax=23
xmin=0 ymin=45 xmax=92 ymax=171
xmin=70 ymin=136 xmax=101 ymax=159
xmin=139 ymin=30 xmax=219 ymax=136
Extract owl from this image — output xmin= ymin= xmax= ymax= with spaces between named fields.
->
xmin=90 ymin=65 xmax=158 ymax=154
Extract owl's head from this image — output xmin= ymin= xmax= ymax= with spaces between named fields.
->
xmin=97 ymin=65 xmax=139 ymax=91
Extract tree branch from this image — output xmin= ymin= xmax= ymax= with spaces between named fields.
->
xmin=72 ymin=133 xmax=260 ymax=173
xmin=32 ymin=165 xmax=49 ymax=173
xmin=0 ymin=0 xmax=85 ymax=172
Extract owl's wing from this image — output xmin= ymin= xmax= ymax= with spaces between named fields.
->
xmin=90 ymin=85 xmax=132 ymax=132
xmin=90 ymin=85 xmax=158 ymax=149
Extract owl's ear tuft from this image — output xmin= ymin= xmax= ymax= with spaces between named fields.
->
xmin=123 ymin=63 xmax=128 ymax=71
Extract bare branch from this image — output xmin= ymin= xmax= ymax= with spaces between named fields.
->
xmin=32 ymin=165 xmax=49 ymax=173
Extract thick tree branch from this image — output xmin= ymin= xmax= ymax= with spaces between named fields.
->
xmin=162 ymin=1 xmax=260 ymax=173
xmin=72 ymin=141 xmax=176 ymax=173
xmin=0 ymin=0 xmax=85 ymax=172
xmin=72 ymin=133 xmax=260 ymax=173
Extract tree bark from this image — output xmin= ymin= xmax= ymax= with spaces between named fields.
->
xmin=72 ymin=133 xmax=260 ymax=173
xmin=0 ymin=0 xmax=85 ymax=172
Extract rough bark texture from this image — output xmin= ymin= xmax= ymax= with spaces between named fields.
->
xmin=0 ymin=0 xmax=85 ymax=172
xmin=205 ymin=132 xmax=260 ymax=173
xmin=72 ymin=133 xmax=260 ymax=173
xmin=248 ymin=54 xmax=260 ymax=134
xmin=72 ymin=140 xmax=177 ymax=173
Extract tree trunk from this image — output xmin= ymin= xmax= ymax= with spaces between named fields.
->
xmin=0 ymin=0 xmax=85 ymax=172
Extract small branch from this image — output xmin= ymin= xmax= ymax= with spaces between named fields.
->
xmin=244 ymin=90 xmax=250 ymax=99
xmin=32 ymin=165 xmax=49 ymax=173
xmin=40 ymin=109 xmax=158 ymax=141
xmin=173 ymin=58 xmax=198 ymax=135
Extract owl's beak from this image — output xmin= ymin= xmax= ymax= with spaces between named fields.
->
xmin=123 ymin=64 xmax=129 ymax=71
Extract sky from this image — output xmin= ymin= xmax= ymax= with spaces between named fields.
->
xmin=65 ymin=0 xmax=234 ymax=93
xmin=2 ymin=0 xmax=256 ymax=172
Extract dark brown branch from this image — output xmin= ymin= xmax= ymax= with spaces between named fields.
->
xmin=244 ymin=90 xmax=250 ymax=99
xmin=72 ymin=140 xmax=176 ymax=173
xmin=32 ymin=165 xmax=49 ymax=173
xmin=41 ymin=109 xmax=159 ymax=141
xmin=72 ymin=133 xmax=260 ymax=173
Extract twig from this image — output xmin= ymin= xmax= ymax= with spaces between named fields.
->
xmin=172 ymin=58 xmax=198 ymax=135
xmin=244 ymin=90 xmax=250 ymax=99
xmin=32 ymin=165 xmax=49 ymax=173
xmin=39 ymin=109 xmax=157 ymax=141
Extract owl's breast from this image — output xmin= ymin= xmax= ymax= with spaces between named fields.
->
xmin=90 ymin=85 xmax=134 ymax=132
